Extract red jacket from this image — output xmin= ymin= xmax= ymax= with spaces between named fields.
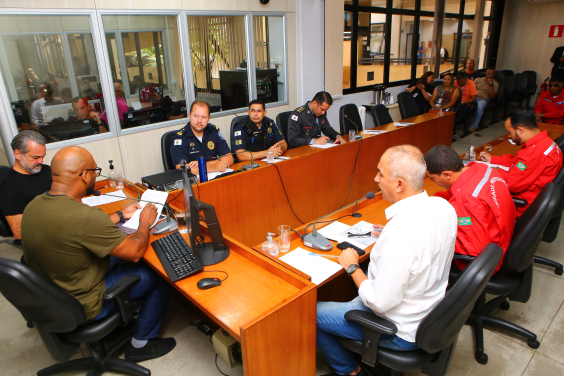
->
xmin=435 ymin=163 xmax=515 ymax=273
xmin=491 ymin=131 xmax=562 ymax=218
xmin=535 ymin=90 xmax=564 ymax=125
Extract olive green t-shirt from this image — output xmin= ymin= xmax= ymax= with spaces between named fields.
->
xmin=21 ymin=193 xmax=126 ymax=321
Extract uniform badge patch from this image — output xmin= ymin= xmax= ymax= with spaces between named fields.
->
xmin=291 ymin=115 xmax=298 ymax=121
xmin=190 ymin=142 xmax=195 ymax=147
xmin=516 ymin=161 xmax=527 ymax=171
xmin=268 ymin=127 xmax=272 ymax=134
xmin=207 ymin=141 xmax=215 ymax=150
xmin=235 ymin=140 xmax=242 ymax=145
xmin=235 ymin=131 xmax=241 ymax=136
xmin=174 ymin=139 xmax=182 ymax=146
xmin=458 ymin=217 xmax=472 ymax=226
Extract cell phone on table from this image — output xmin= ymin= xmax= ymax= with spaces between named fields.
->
xmin=337 ymin=242 xmax=365 ymax=256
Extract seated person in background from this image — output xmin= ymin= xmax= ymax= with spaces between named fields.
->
xmin=170 ymin=100 xmax=233 ymax=174
xmin=453 ymin=72 xmax=477 ymax=138
xmin=425 ymin=145 xmax=515 ymax=273
xmin=232 ymin=99 xmax=288 ymax=161
xmin=100 ymin=82 xmax=129 ymax=126
xmin=287 ymin=91 xmax=346 ymax=148
xmin=169 ymin=100 xmax=187 ymax=120
xmin=465 ymin=59 xmax=480 ymax=81
xmin=469 ymin=67 xmax=499 ymax=132
xmin=317 ymin=145 xmax=457 ymax=376
xmin=405 ymin=71 xmax=435 ymax=114
xmin=60 ymin=87 xmax=73 ymax=103
xmin=535 ymin=76 xmax=564 ymax=125
xmin=0 ymin=131 xmax=51 ymax=243
xmin=31 ymin=83 xmax=64 ymax=126
xmin=429 ymin=73 xmax=460 ymax=113
xmin=21 ymin=146 xmax=176 ymax=362
xmin=480 ymin=110 xmax=563 ymax=218
xmin=72 ymin=97 xmax=109 ymax=134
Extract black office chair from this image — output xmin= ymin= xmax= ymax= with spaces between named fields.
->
xmin=523 ymin=70 xmax=538 ymax=109
xmin=455 ymin=183 xmax=560 ymax=364
xmin=397 ymin=92 xmax=420 ymax=120
xmin=0 ymin=166 xmax=17 ymax=246
xmin=339 ymin=243 xmax=502 ymax=376
xmin=161 ymin=130 xmax=178 ymax=171
xmin=512 ymin=73 xmax=529 ymax=109
xmin=487 ymin=77 xmax=506 ymax=125
xmin=502 ymin=69 xmax=515 ymax=77
xmin=500 ymin=76 xmax=515 ymax=118
xmin=0 ymin=256 xmax=149 ymax=376
xmin=229 ymin=117 xmax=241 ymax=162
xmin=494 ymin=71 xmax=504 ymax=84
xmin=275 ymin=111 xmax=292 ymax=147
xmin=339 ymin=103 xmax=363 ymax=135
xmin=371 ymin=104 xmax=393 ymax=127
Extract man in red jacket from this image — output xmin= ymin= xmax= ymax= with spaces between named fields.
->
xmin=535 ymin=76 xmax=564 ymax=125
xmin=480 ymin=110 xmax=562 ymax=218
xmin=425 ymin=145 xmax=515 ymax=272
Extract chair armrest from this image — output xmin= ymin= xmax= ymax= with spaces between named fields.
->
xmin=513 ymin=197 xmax=528 ymax=207
xmin=453 ymin=254 xmax=476 ymax=263
xmin=103 ymin=275 xmax=141 ymax=323
xmin=344 ymin=310 xmax=398 ymax=367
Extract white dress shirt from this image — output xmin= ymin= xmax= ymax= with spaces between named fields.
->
xmin=358 ymin=190 xmax=457 ymax=342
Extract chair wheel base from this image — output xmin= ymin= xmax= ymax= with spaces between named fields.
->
xmin=555 ymin=268 xmax=563 ymax=276
xmin=476 ymin=352 xmax=488 ymax=364
xmin=527 ymin=339 xmax=540 ymax=349
xmin=500 ymin=301 xmax=510 ymax=310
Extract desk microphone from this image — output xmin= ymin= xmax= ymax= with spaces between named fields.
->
xmin=302 ymin=191 xmax=375 ymax=251
xmin=99 ymin=174 xmax=141 ymax=200
xmin=344 ymin=115 xmax=363 ymax=140
xmin=210 ymin=150 xmax=260 ymax=171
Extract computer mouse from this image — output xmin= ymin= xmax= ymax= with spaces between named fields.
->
xmin=197 ymin=278 xmax=222 ymax=290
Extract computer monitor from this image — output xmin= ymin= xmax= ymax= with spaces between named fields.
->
xmin=181 ymin=165 xmax=229 ymax=266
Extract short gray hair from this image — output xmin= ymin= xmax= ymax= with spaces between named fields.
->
xmin=387 ymin=145 xmax=426 ymax=190
xmin=11 ymin=130 xmax=46 ymax=154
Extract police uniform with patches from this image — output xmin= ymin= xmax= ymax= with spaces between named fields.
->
xmin=231 ymin=115 xmax=285 ymax=153
xmin=287 ymin=101 xmax=339 ymax=148
xmin=169 ymin=123 xmax=231 ymax=167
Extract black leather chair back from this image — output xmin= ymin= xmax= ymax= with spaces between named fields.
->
xmin=513 ymin=73 xmax=528 ymax=95
xmin=415 ymin=244 xmax=502 ymax=354
xmin=492 ymin=77 xmax=505 ymax=103
xmin=506 ymin=183 xmax=560 ymax=272
xmin=502 ymin=70 xmax=514 ymax=77
xmin=275 ymin=111 xmax=292 ymax=143
xmin=339 ymin=104 xmax=363 ymax=135
xmin=494 ymin=71 xmax=504 ymax=83
xmin=397 ymin=91 xmax=420 ymax=119
xmin=161 ymin=130 xmax=179 ymax=171
xmin=555 ymin=133 xmax=564 ymax=150
xmin=523 ymin=71 xmax=537 ymax=94
xmin=0 ymin=166 xmax=14 ymax=238
xmin=501 ymin=76 xmax=515 ymax=100
xmin=371 ymin=104 xmax=393 ymax=127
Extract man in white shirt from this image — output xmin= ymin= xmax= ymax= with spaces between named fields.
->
xmin=317 ymin=145 xmax=457 ymax=376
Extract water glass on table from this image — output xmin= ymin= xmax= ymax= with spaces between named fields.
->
xmin=278 ymin=225 xmax=291 ymax=253
xmin=267 ymin=150 xmax=275 ymax=163
xmin=175 ymin=211 xmax=188 ymax=234
xmin=116 ymin=171 xmax=124 ymax=189
xmin=349 ymin=129 xmax=356 ymax=141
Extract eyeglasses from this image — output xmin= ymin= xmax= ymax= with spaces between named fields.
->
xmin=79 ymin=167 xmax=102 ymax=177
xmin=346 ymin=228 xmax=372 ymax=238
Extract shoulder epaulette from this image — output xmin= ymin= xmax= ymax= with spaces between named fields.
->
xmin=294 ymin=105 xmax=306 ymax=113
xmin=176 ymin=126 xmax=186 ymax=136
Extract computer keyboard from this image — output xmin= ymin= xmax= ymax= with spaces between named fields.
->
xmin=152 ymin=231 xmax=203 ymax=282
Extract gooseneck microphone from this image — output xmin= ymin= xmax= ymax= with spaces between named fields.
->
xmin=344 ymin=115 xmax=363 ymax=140
xmin=302 ymin=191 xmax=376 ymax=251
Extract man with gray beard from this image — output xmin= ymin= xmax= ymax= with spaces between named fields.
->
xmin=0 ymin=131 xmax=52 ymax=242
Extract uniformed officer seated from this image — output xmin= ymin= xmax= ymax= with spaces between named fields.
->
xmin=287 ymin=91 xmax=346 ymax=148
xmin=170 ymin=100 xmax=233 ymax=175
xmin=535 ymin=75 xmax=564 ymax=125
xmin=231 ymin=99 xmax=288 ymax=162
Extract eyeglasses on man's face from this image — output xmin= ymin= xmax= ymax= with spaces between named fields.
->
xmin=79 ymin=167 xmax=102 ymax=177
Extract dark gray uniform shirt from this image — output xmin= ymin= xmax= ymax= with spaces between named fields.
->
xmin=287 ymin=101 xmax=339 ymax=148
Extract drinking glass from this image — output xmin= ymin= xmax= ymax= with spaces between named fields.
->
xmin=267 ymin=150 xmax=275 ymax=163
xmin=349 ymin=129 xmax=356 ymax=141
xmin=116 ymin=171 xmax=124 ymax=189
xmin=175 ymin=211 xmax=188 ymax=234
xmin=278 ymin=225 xmax=290 ymax=253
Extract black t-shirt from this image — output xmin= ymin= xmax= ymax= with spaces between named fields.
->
xmin=170 ymin=100 xmax=187 ymax=118
xmin=0 ymin=165 xmax=52 ymax=216
xmin=407 ymin=81 xmax=434 ymax=105
xmin=466 ymin=71 xmax=480 ymax=81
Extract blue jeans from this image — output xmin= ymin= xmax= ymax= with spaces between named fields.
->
xmin=317 ymin=298 xmax=419 ymax=375
xmin=93 ymin=257 xmax=172 ymax=340
xmin=470 ymin=98 xmax=489 ymax=130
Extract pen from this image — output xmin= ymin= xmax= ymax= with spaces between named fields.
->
xmin=308 ymin=253 xmax=339 ymax=258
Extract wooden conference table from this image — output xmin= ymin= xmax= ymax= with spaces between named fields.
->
xmin=94 ymin=112 xmax=457 ymax=376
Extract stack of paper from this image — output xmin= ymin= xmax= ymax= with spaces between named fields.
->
xmin=261 ymin=156 xmax=290 ymax=163
xmin=279 ymin=247 xmax=342 ymax=285
xmin=317 ymin=220 xmax=379 ymax=250
xmin=123 ymin=189 xmax=169 ymax=230
xmin=82 ymin=190 xmax=127 ymax=207
xmin=363 ymin=130 xmax=388 ymax=135
xmin=310 ymin=143 xmax=338 ymax=149
xmin=394 ymin=122 xmax=414 ymax=127
xmin=203 ymin=169 xmax=233 ymax=181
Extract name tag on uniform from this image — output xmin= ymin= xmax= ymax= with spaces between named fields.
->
xmin=291 ymin=115 xmax=298 ymax=121
xmin=437 ymin=98 xmax=442 ymax=104
xmin=234 ymin=131 xmax=241 ymax=136
xmin=174 ymin=139 xmax=182 ymax=146
xmin=413 ymin=92 xmax=418 ymax=98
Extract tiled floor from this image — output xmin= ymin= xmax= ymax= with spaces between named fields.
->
xmin=3 ymin=119 xmax=564 ymax=376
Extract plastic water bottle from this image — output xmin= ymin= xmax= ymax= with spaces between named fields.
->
xmin=261 ymin=232 xmax=279 ymax=257
xmin=467 ymin=146 xmax=476 ymax=162
xmin=109 ymin=160 xmax=116 ymax=187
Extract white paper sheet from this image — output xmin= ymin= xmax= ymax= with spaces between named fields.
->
xmin=310 ymin=143 xmax=339 ymax=149
xmin=317 ymin=220 xmax=379 ymax=250
xmin=279 ymin=247 xmax=342 ymax=285
xmin=260 ymin=156 xmax=290 ymax=163
xmin=131 ymin=101 xmax=143 ymax=110
xmin=82 ymin=190 xmax=127 ymax=207
xmin=362 ymin=130 xmax=388 ymax=135
xmin=203 ymin=168 xmax=233 ymax=181
xmin=472 ymin=160 xmax=510 ymax=171
xmin=394 ymin=122 xmax=414 ymax=127
xmin=122 ymin=190 xmax=169 ymax=230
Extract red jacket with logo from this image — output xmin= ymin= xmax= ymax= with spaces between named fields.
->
xmin=535 ymin=90 xmax=564 ymax=125
xmin=491 ymin=131 xmax=562 ymax=218
xmin=435 ymin=163 xmax=515 ymax=272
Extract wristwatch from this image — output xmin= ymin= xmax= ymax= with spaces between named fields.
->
xmin=347 ymin=264 xmax=361 ymax=276
xmin=116 ymin=210 xmax=126 ymax=223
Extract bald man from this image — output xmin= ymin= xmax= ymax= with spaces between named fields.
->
xmin=21 ymin=146 xmax=176 ymax=362
xmin=466 ymin=59 xmax=480 ymax=81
